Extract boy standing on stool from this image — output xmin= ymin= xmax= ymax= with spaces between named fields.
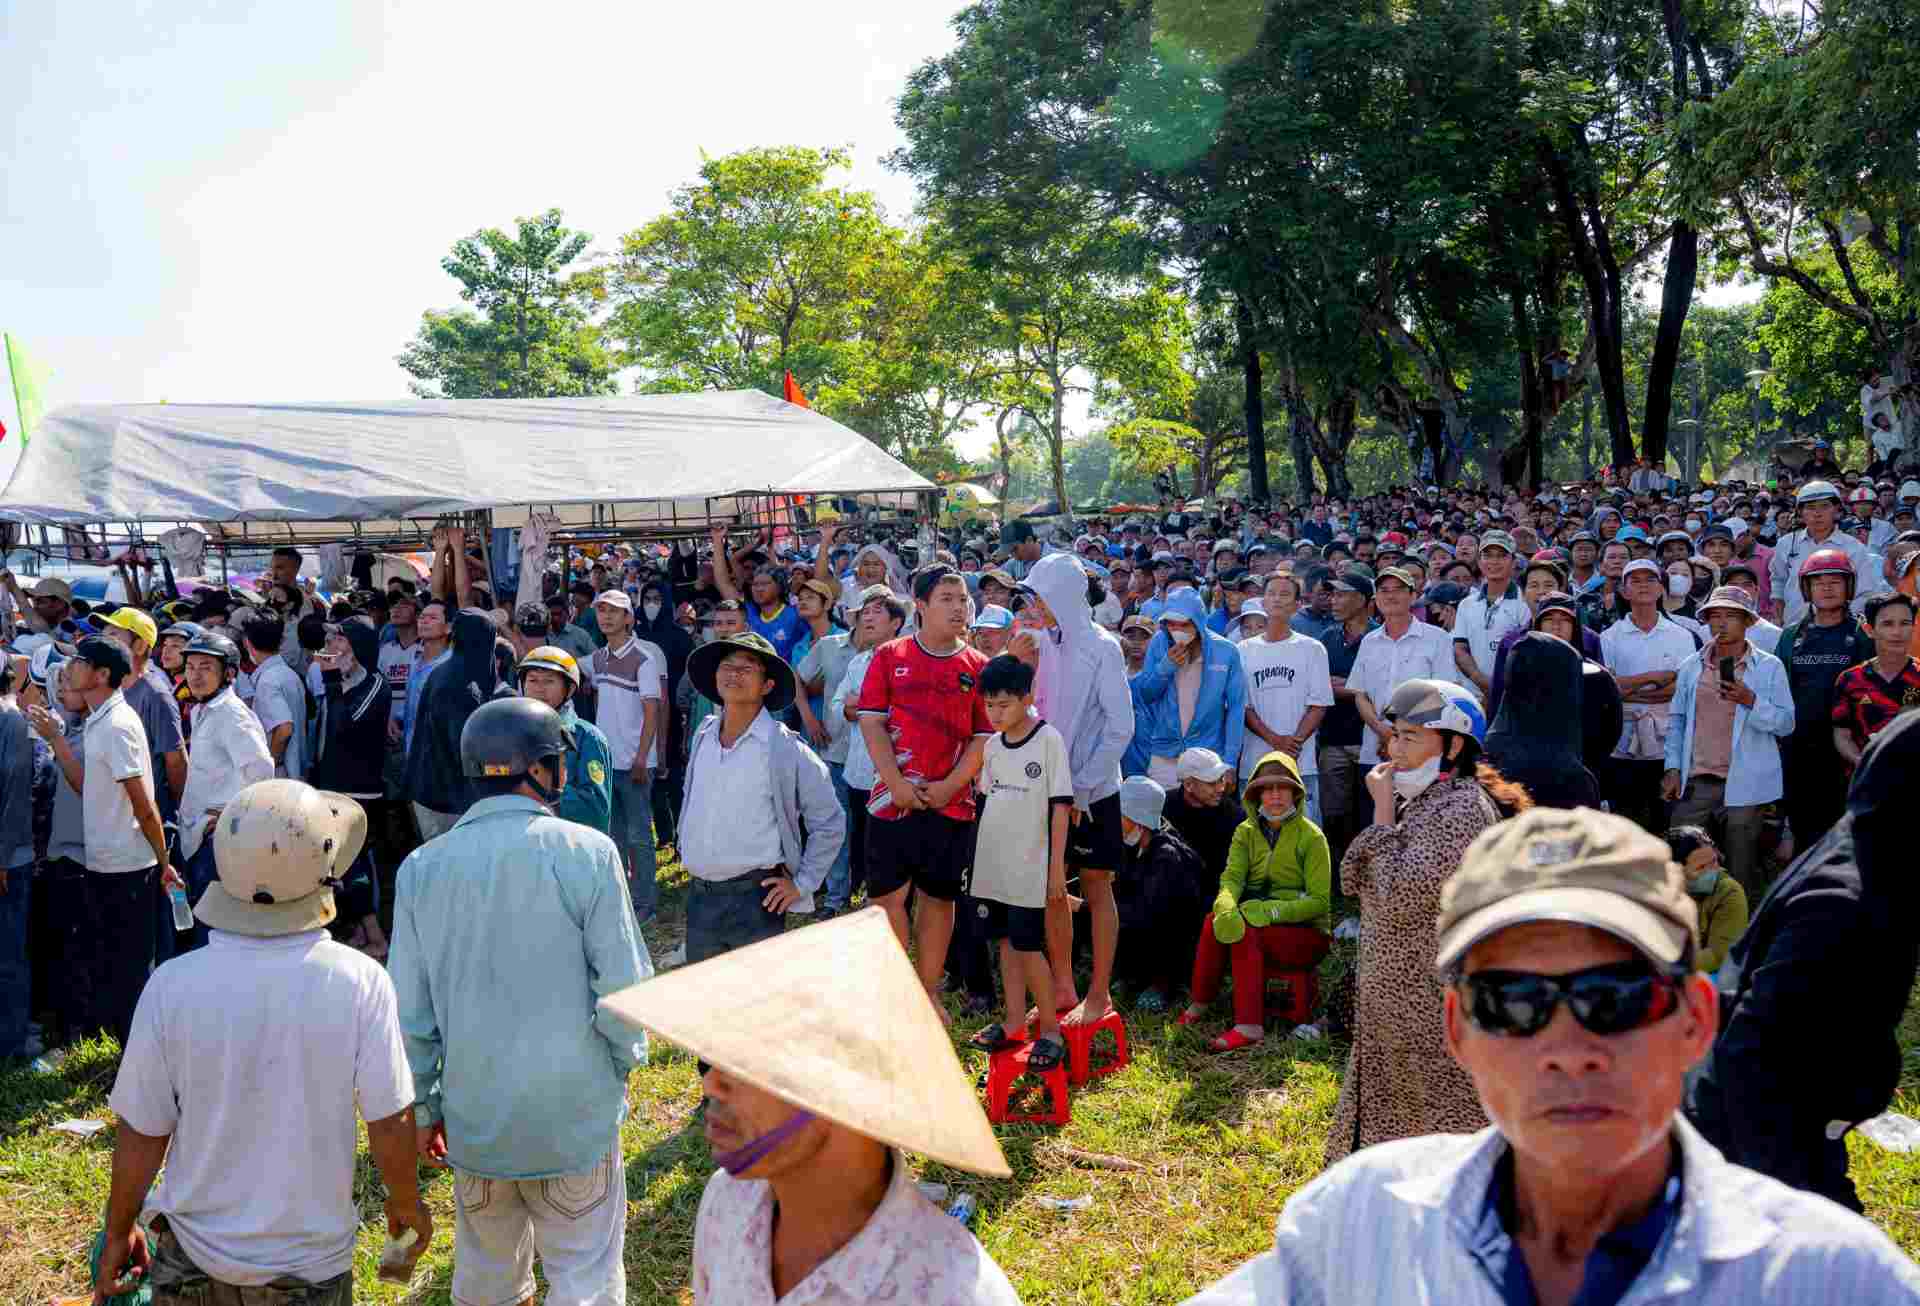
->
xmin=965 ymin=654 xmax=1072 ymax=1073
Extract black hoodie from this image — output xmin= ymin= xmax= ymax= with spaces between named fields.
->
xmin=404 ymin=608 xmax=499 ymax=815
xmin=1688 ymin=709 xmax=1920 ymax=1210
xmin=309 ymin=617 xmax=390 ymax=798
xmin=1483 ymin=634 xmax=1602 ymax=810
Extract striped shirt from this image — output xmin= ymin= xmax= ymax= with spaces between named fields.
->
xmin=1181 ymin=1117 xmax=1920 ymax=1305
xmin=588 ymin=635 xmax=664 ymax=770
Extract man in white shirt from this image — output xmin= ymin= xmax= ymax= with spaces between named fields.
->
xmin=242 ymin=612 xmax=308 ymax=781
xmin=1451 ymin=531 xmax=1530 ymax=696
xmin=172 ymin=631 xmax=275 ymax=952
xmin=1352 ymin=567 xmax=1460 ymax=767
xmin=1239 ymin=572 xmax=1334 ymax=824
xmin=587 ymin=590 xmax=665 ymax=922
xmin=95 ymin=780 xmax=429 ymax=1303
xmin=678 ymin=633 xmax=841 ymax=964
xmin=26 ymin=637 xmax=172 ymax=1049
xmin=1601 ymin=561 xmax=1701 ymax=833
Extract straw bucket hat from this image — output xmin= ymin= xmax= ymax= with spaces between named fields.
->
xmin=599 ymin=907 xmax=1010 ymax=1176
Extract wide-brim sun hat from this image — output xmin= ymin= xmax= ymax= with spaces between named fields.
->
xmin=687 ymin=631 xmax=797 ymax=713
xmin=599 ymin=907 xmax=1010 ymax=1176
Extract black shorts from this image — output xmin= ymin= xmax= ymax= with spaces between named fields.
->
xmin=1065 ymin=792 xmax=1124 ymax=872
xmin=969 ymin=896 xmax=1048 ymax=953
xmin=866 ymin=809 xmax=971 ymax=902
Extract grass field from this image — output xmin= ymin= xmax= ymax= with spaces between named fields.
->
xmin=4 ymin=858 xmax=1917 ymax=1305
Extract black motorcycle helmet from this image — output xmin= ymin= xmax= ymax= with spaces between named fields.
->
xmin=460 ymin=697 xmax=573 ymax=804
xmin=180 ymin=629 xmax=243 ymax=699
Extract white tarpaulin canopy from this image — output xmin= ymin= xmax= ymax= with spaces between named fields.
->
xmin=0 ymin=391 xmax=933 ymax=542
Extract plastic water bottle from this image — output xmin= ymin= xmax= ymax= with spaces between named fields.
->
xmin=168 ymin=884 xmax=194 ymax=932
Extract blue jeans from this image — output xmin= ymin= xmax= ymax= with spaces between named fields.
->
xmin=610 ymin=771 xmax=657 ymax=917
xmin=0 ymin=863 xmax=31 ymax=1057
xmin=824 ymin=762 xmax=853 ymax=911
xmin=1300 ymin=774 xmax=1323 ymax=829
xmin=175 ymin=838 xmax=221 ymax=954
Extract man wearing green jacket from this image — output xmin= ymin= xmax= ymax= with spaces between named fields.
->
xmin=1176 ymin=750 xmax=1332 ymax=1052
xmin=516 ymin=646 xmax=612 ymax=835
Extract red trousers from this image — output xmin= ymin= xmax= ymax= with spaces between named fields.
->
xmin=1190 ymin=916 xmax=1331 ymax=1028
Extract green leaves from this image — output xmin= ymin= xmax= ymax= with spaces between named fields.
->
xmin=396 ymin=209 xmax=615 ymax=399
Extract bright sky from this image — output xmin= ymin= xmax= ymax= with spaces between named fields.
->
xmin=0 ymin=0 xmax=1764 ymax=492
xmin=0 ymin=0 xmax=974 ymax=481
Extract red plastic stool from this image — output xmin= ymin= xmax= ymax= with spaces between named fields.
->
xmin=1062 ymin=1010 xmax=1130 ymax=1086
xmin=985 ymin=1042 xmax=1071 ymax=1126
xmin=1265 ymin=969 xmax=1321 ymax=1025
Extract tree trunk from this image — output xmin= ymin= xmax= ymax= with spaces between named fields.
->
xmin=1049 ymin=367 xmax=1069 ymax=514
xmin=1290 ymin=401 xmax=1320 ymax=495
xmin=1541 ymin=139 xmax=1635 ymax=469
xmin=1239 ymin=300 xmax=1270 ymax=506
xmin=1312 ymin=391 xmax=1357 ymax=499
xmin=1642 ymin=223 xmax=1699 ymax=471
xmin=1581 ymin=383 xmax=1595 ymax=480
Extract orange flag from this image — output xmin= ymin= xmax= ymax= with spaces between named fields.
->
xmin=783 ymin=370 xmax=810 ymax=408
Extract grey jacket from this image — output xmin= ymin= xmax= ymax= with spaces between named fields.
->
xmin=0 ymin=706 xmax=34 ymax=871
xmin=0 ymin=702 xmax=32 ymax=868
xmin=679 ymin=710 xmax=845 ymax=911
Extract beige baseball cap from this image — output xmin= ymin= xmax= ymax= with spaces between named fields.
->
xmin=1433 ymin=807 xmax=1695 ymax=975
xmin=195 ymin=780 xmax=367 ymax=937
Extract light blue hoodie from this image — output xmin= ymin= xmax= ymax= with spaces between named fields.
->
xmin=1133 ymin=587 xmax=1249 ymax=765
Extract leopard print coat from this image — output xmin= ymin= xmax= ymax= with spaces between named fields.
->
xmin=1326 ymin=776 xmax=1499 ymax=1166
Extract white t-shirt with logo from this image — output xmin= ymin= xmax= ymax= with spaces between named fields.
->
xmin=109 ymin=930 xmax=413 ymax=1287
xmin=1238 ymin=632 xmax=1335 ymax=778
xmin=970 ymin=720 xmax=1073 ymax=910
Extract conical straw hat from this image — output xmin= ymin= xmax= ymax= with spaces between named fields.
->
xmin=600 ymin=906 xmax=1010 ymax=1177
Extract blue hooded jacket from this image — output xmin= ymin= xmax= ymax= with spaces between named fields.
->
xmin=1132 ymin=588 xmax=1248 ymax=765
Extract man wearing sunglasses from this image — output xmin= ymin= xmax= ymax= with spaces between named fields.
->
xmin=1184 ymin=806 xmax=1920 ymax=1305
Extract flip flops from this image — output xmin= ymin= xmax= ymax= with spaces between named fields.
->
xmin=969 ymin=1023 xmax=1028 ymax=1053
xmin=1173 ymin=1008 xmax=1205 ymax=1027
xmin=1027 ymin=1034 xmax=1066 ymax=1072
xmin=1208 ymin=1029 xmax=1262 ymax=1053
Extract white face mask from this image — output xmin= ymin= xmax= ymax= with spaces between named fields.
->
xmin=1168 ymin=626 xmax=1195 ymax=646
xmin=1685 ymin=519 xmax=1702 ymax=532
xmin=642 ymin=600 xmax=662 ymax=622
xmin=1393 ymin=755 xmax=1444 ymax=798
xmin=1122 ymin=827 xmax=1144 ymax=847
xmin=1668 ymin=573 xmax=1691 ymax=597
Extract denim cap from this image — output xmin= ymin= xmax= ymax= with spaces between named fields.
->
xmin=1119 ymin=775 xmax=1167 ymax=829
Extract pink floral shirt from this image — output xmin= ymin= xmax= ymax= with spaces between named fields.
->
xmin=690 ymin=1150 xmax=1022 ymax=1304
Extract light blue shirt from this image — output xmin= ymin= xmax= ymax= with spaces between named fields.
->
xmin=1663 ymin=642 xmax=1796 ymax=808
xmin=401 ymin=647 xmax=450 ymax=754
xmin=1183 ymin=1117 xmax=1920 ymax=1305
xmin=388 ymin=795 xmax=652 ymax=1179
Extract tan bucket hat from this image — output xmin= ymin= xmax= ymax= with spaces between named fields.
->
xmin=1433 ymin=807 xmax=1694 ymax=975
xmin=599 ymin=907 xmax=1010 ymax=1177
xmin=195 ymin=780 xmax=367 ymax=938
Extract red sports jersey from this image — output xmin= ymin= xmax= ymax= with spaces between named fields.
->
xmin=856 ymin=634 xmax=992 ymax=821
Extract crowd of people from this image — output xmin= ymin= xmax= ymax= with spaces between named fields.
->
xmin=3 ymin=459 xmax=1920 ymax=1303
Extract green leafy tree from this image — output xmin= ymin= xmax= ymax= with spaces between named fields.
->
xmin=397 ymin=209 xmax=616 ymax=398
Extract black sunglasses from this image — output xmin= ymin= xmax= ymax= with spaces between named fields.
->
xmin=1460 ymin=960 xmax=1684 ymax=1038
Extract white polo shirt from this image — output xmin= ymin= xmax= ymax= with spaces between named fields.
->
xmin=1350 ymin=619 xmax=1460 ymax=763
xmin=1600 ymin=612 xmax=1699 ymax=760
xmin=82 ymin=689 xmax=158 ymax=873
xmin=178 ymin=687 xmax=277 ymax=860
xmin=1452 ymin=583 xmax=1531 ymax=681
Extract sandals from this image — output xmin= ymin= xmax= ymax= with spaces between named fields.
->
xmin=1026 ymin=1034 xmax=1066 ymax=1072
xmin=1208 ymin=1029 xmax=1263 ymax=1053
xmin=969 ymin=1023 xmax=1028 ymax=1053
xmin=1173 ymin=1008 xmax=1205 ymax=1028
